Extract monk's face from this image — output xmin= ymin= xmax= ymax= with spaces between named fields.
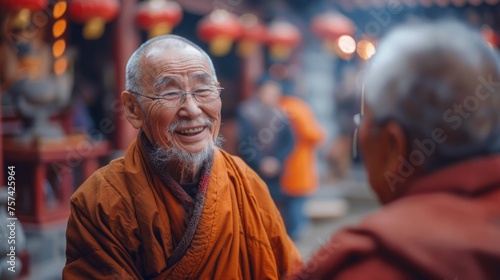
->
xmin=138 ymin=46 xmax=221 ymax=155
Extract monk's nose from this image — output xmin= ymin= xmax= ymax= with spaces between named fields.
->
xmin=178 ymin=94 xmax=202 ymax=119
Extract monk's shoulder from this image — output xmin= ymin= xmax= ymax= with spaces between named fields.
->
xmin=360 ymin=192 xmax=465 ymax=230
xmin=217 ymin=149 xmax=269 ymax=194
xmin=217 ymin=149 xmax=281 ymax=218
xmin=71 ymin=157 xmax=135 ymax=220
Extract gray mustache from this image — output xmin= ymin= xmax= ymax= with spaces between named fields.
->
xmin=167 ymin=118 xmax=213 ymax=133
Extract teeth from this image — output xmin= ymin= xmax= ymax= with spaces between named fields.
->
xmin=179 ymin=127 xmax=204 ymax=134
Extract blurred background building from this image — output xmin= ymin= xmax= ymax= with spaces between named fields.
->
xmin=0 ymin=0 xmax=499 ymax=279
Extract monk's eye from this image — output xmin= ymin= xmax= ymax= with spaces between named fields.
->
xmin=160 ymin=91 xmax=183 ymax=101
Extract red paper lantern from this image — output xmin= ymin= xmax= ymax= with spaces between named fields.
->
xmin=451 ymin=0 xmax=466 ymax=6
xmin=311 ymin=11 xmax=356 ymax=57
xmin=135 ymin=0 xmax=182 ymax=38
xmin=237 ymin=13 xmax=267 ymax=57
xmin=481 ymin=25 xmax=500 ymax=48
xmin=197 ymin=9 xmax=243 ymax=56
xmin=68 ymin=0 xmax=119 ymax=40
xmin=311 ymin=11 xmax=355 ymax=42
xmin=468 ymin=0 xmax=483 ymax=6
xmin=0 ymin=0 xmax=49 ymax=29
xmin=266 ymin=20 xmax=301 ymax=61
xmin=0 ymin=0 xmax=48 ymax=11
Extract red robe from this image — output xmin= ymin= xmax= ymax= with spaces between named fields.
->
xmin=290 ymin=156 xmax=500 ymax=279
xmin=64 ymin=137 xmax=301 ymax=279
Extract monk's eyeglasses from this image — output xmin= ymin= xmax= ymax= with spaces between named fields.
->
xmin=129 ymin=84 xmax=223 ymax=108
xmin=352 ymin=83 xmax=365 ymax=158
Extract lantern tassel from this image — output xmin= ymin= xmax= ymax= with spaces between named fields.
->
xmin=270 ymin=44 xmax=293 ymax=61
xmin=148 ymin=23 xmax=172 ymax=38
xmin=237 ymin=40 xmax=259 ymax=57
xmin=210 ymin=36 xmax=233 ymax=57
xmin=83 ymin=17 xmax=106 ymax=40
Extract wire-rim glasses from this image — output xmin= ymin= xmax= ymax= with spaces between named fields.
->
xmin=352 ymin=83 xmax=365 ymax=158
xmin=129 ymin=84 xmax=223 ymax=108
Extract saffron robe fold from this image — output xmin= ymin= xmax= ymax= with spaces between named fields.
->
xmin=63 ymin=137 xmax=301 ymax=279
xmin=290 ymin=156 xmax=500 ymax=280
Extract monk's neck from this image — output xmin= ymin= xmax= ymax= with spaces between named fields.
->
xmin=164 ymin=160 xmax=202 ymax=184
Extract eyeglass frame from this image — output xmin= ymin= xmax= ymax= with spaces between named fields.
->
xmin=128 ymin=84 xmax=224 ymax=108
xmin=352 ymin=83 xmax=365 ymax=159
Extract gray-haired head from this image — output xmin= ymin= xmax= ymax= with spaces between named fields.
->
xmin=364 ymin=20 xmax=500 ymax=172
xmin=125 ymin=35 xmax=217 ymax=96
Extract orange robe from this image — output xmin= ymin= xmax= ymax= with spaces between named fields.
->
xmin=290 ymin=156 xmax=500 ymax=279
xmin=63 ymin=137 xmax=301 ymax=279
xmin=279 ymin=96 xmax=325 ymax=196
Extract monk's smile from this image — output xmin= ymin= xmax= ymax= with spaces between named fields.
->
xmin=174 ymin=125 xmax=209 ymax=143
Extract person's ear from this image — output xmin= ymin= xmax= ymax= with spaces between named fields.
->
xmin=379 ymin=120 xmax=412 ymax=199
xmin=121 ymin=91 xmax=143 ymax=129
xmin=383 ymin=121 xmax=408 ymax=173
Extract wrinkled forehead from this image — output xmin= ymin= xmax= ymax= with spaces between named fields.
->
xmin=146 ymin=43 xmax=204 ymax=60
xmin=140 ymin=43 xmax=214 ymax=81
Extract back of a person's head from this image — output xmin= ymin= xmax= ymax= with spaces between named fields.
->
xmin=365 ymin=19 xmax=500 ymax=173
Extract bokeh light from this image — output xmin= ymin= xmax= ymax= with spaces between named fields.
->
xmin=357 ymin=40 xmax=376 ymax=60
xmin=53 ymin=19 xmax=66 ymax=38
xmin=54 ymin=57 xmax=68 ymax=75
xmin=53 ymin=1 xmax=67 ymax=19
xmin=52 ymin=39 xmax=66 ymax=58
xmin=337 ymin=35 xmax=356 ymax=55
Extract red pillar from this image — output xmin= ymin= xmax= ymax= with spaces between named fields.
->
xmin=113 ymin=0 xmax=140 ymax=151
xmin=0 ymin=100 xmax=3 ymax=187
xmin=240 ymin=47 xmax=265 ymax=101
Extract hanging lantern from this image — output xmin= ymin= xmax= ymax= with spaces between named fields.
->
xmin=266 ymin=20 xmax=301 ymax=61
xmin=0 ymin=0 xmax=48 ymax=11
xmin=481 ymin=25 xmax=500 ymax=48
xmin=311 ymin=11 xmax=355 ymax=56
xmin=451 ymin=0 xmax=467 ymax=7
xmin=0 ymin=0 xmax=49 ymax=29
xmin=419 ymin=0 xmax=434 ymax=8
xmin=68 ymin=0 xmax=119 ymax=40
xmin=468 ymin=0 xmax=483 ymax=6
xmin=197 ymin=9 xmax=243 ymax=57
xmin=237 ymin=13 xmax=267 ymax=57
xmin=135 ymin=0 xmax=182 ymax=38
xmin=485 ymin=0 xmax=500 ymax=4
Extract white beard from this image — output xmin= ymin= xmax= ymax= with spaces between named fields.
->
xmin=146 ymin=115 xmax=224 ymax=171
xmin=149 ymin=133 xmax=224 ymax=170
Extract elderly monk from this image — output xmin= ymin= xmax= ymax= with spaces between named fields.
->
xmin=291 ymin=21 xmax=500 ymax=280
xmin=63 ymin=35 xmax=301 ymax=279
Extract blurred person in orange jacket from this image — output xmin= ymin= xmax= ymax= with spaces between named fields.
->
xmin=271 ymin=68 xmax=326 ymax=241
xmin=237 ymin=75 xmax=295 ymax=207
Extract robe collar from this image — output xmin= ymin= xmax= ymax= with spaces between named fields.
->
xmin=138 ymin=131 xmax=215 ymax=271
xmin=400 ymin=155 xmax=500 ymax=199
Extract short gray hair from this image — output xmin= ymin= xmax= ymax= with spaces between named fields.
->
xmin=364 ymin=20 xmax=500 ymax=172
xmin=125 ymin=35 xmax=218 ymax=95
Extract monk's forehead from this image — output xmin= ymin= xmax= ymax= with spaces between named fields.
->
xmin=138 ymin=43 xmax=213 ymax=85
xmin=143 ymin=42 xmax=209 ymax=69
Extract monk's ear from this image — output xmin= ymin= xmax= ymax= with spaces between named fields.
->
xmin=380 ymin=120 xmax=410 ymax=186
xmin=121 ymin=91 xmax=143 ymax=129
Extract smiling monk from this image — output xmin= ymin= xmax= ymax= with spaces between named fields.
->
xmin=63 ymin=35 xmax=301 ymax=279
